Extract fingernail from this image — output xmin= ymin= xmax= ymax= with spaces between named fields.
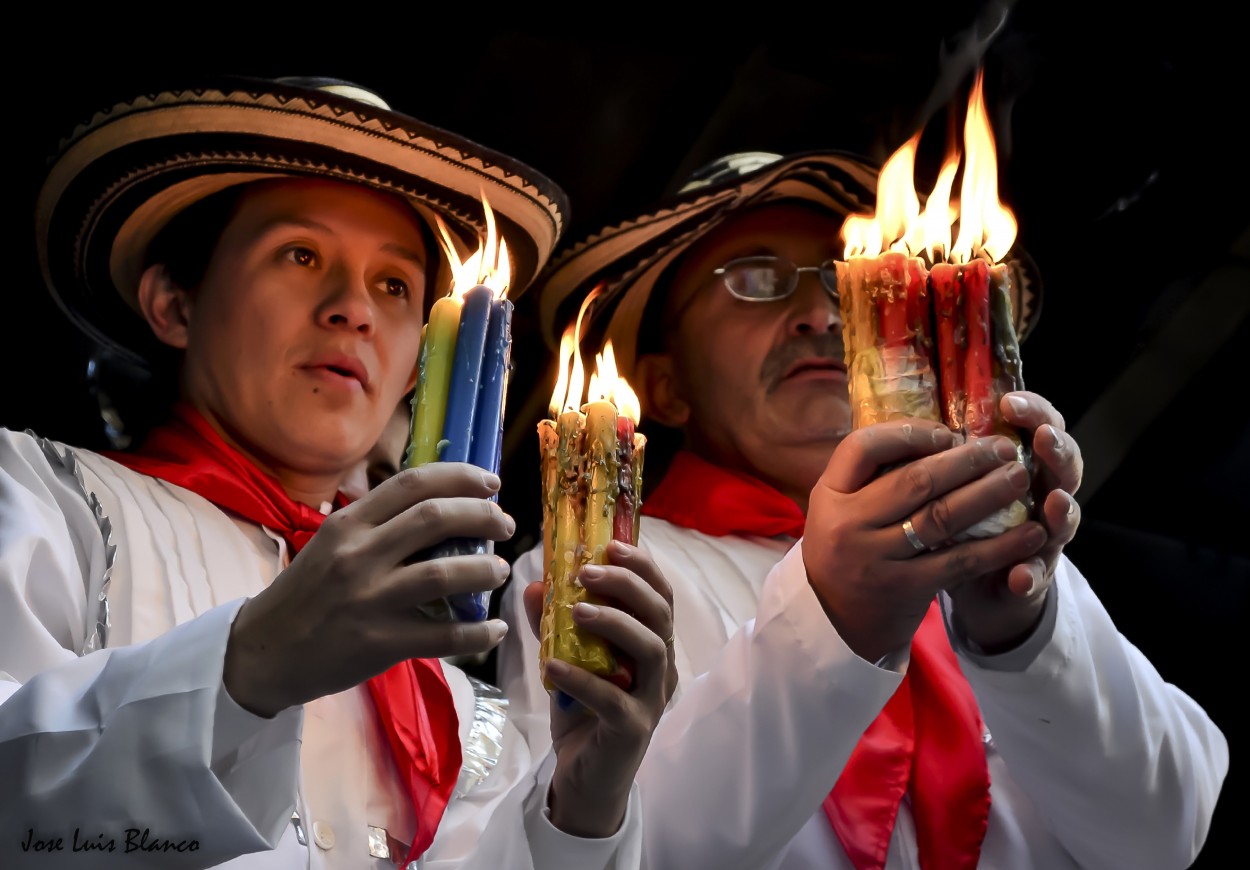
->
xmin=932 ymin=427 xmax=953 ymax=447
xmin=545 ymin=659 xmax=570 ymax=677
xmin=496 ymin=557 xmax=512 ymax=578
xmin=1024 ymin=570 xmax=1040 ymax=597
xmin=481 ymin=472 xmax=501 ymax=491
xmin=489 ymin=619 xmax=509 ymax=641
xmin=608 ymin=540 xmax=632 ymax=556
xmin=1007 ymin=395 xmax=1028 ymax=416
xmin=994 ymin=438 xmax=1019 ymax=461
xmin=1025 ymin=524 xmax=1047 ymax=548
xmin=1048 ymin=425 xmax=1065 ymax=452
xmin=1007 ymin=462 xmax=1029 ymax=486
xmin=581 ymin=564 xmax=606 ymax=580
xmin=1065 ymin=491 xmax=1079 ymax=516
xmin=503 ymin=514 xmax=516 ymax=535
xmin=573 ymin=602 xmax=600 ymax=620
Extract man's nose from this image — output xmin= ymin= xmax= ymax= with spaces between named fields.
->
xmin=786 ymin=271 xmax=842 ymax=337
xmin=317 ymin=266 xmax=375 ymax=335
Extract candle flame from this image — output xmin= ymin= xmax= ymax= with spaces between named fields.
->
xmin=951 ymin=72 xmax=1017 ymax=264
xmin=433 ymin=191 xmax=513 ymax=300
xmin=548 ymin=285 xmax=602 ymax=416
xmin=840 ymin=69 xmax=1016 ymax=265
xmin=549 ymin=326 xmax=575 ymax=419
xmin=596 ymin=342 xmax=642 ymax=423
xmin=587 ymin=341 xmax=643 ymax=423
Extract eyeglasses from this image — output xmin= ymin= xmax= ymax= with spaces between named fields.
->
xmin=712 ymin=256 xmax=839 ymax=302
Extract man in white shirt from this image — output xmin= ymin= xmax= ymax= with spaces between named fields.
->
xmin=502 ymin=150 xmax=1229 ymax=869
xmin=1 ymin=75 xmax=676 ymax=870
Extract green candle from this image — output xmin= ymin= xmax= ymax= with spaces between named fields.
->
xmin=407 ymin=293 xmax=462 ymax=467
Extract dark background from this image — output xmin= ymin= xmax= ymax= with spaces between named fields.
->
xmin=4 ymin=3 xmax=1245 ymax=866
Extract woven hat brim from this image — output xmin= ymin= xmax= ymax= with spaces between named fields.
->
xmin=35 ymin=78 xmax=570 ymax=367
xmin=537 ymin=150 xmax=1042 ymax=377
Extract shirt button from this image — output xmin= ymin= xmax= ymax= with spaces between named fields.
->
xmin=311 ymin=820 xmax=336 ymax=850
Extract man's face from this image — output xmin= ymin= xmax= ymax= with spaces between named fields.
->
xmin=651 ymin=202 xmax=850 ymax=500
xmin=179 ymin=178 xmax=428 ymax=478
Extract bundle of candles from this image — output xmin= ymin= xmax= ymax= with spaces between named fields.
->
xmin=836 ymin=71 xmax=1030 ymax=538
xmin=404 ymin=199 xmax=513 ymax=622
xmin=538 ymin=291 xmax=645 ymax=701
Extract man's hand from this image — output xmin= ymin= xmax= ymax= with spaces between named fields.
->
xmin=803 ymin=419 xmax=1048 ymax=663
xmin=223 ymin=464 xmax=515 ymax=717
xmin=946 ymin=391 xmax=1084 ymax=652
xmin=522 ymin=541 xmax=677 ymax=838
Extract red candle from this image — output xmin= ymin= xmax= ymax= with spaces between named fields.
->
xmin=960 ymin=258 xmax=994 ymax=437
xmin=876 ymin=251 xmax=911 ymax=347
xmin=931 ymin=262 xmax=964 ymax=432
xmin=613 ymin=415 xmax=637 ymax=545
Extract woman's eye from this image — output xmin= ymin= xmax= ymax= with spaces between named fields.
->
xmin=383 ymin=277 xmax=409 ymax=299
xmin=286 ymin=246 xmax=317 ymax=267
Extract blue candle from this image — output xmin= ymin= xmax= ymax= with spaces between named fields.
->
xmin=467 ymin=298 xmax=513 ymax=473
xmin=446 ymin=302 xmax=513 ymax=622
xmin=435 ymin=287 xmax=505 ymax=623
xmin=439 ymin=284 xmax=492 ymax=463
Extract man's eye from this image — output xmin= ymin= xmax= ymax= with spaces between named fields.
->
xmin=384 ymin=277 xmax=409 ymax=299
xmin=286 ymin=247 xmax=317 ymax=267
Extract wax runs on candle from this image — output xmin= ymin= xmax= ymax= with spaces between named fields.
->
xmin=405 ymin=290 xmax=509 ymax=622
xmin=538 ymin=405 xmax=638 ymax=707
xmin=931 ymin=262 xmax=965 ymax=430
xmin=613 ymin=416 xmax=644 ymax=545
xmin=543 ymin=409 xmax=618 ymax=694
xmin=466 ymin=299 xmax=513 ymax=473
xmin=836 ymin=254 xmax=940 ymax=427
xmin=439 ymin=284 xmax=494 ymax=464
xmin=434 ymin=290 xmax=511 ymax=623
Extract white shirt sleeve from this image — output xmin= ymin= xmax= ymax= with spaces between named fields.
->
xmin=425 ymin=663 xmax=642 ymax=869
xmin=630 ymin=542 xmax=903 ymax=870
xmin=0 ymin=429 xmax=304 ymax=869
xmin=950 ymin=554 xmax=1230 ymax=869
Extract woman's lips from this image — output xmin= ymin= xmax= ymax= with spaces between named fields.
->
xmin=301 ymin=365 xmax=366 ymax=392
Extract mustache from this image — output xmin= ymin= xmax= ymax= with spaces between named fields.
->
xmin=760 ymin=334 xmax=846 ymax=389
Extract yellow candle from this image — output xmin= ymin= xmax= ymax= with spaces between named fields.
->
xmin=408 ymin=294 xmax=461 ymax=467
xmin=537 ymin=417 xmax=560 ymax=678
xmin=540 ymin=409 xmax=615 ymax=688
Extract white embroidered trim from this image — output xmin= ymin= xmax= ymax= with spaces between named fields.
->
xmin=455 ymin=676 xmax=509 ymax=798
xmin=29 ymin=433 xmax=116 ymax=655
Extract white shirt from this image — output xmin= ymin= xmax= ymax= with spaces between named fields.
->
xmin=501 ymin=514 xmax=1229 ymax=870
xmin=0 ymin=428 xmax=642 ymax=870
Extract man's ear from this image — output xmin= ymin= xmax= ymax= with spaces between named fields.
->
xmin=136 ymin=264 xmax=193 ymax=349
xmin=634 ymin=353 xmax=690 ymax=428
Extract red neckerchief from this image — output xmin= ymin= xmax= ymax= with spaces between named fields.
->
xmin=644 ymin=450 xmax=991 ymax=870
xmin=107 ymin=403 xmax=460 ymax=863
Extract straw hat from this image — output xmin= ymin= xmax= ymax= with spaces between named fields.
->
xmin=35 ymin=74 xmax=570 ymax=367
